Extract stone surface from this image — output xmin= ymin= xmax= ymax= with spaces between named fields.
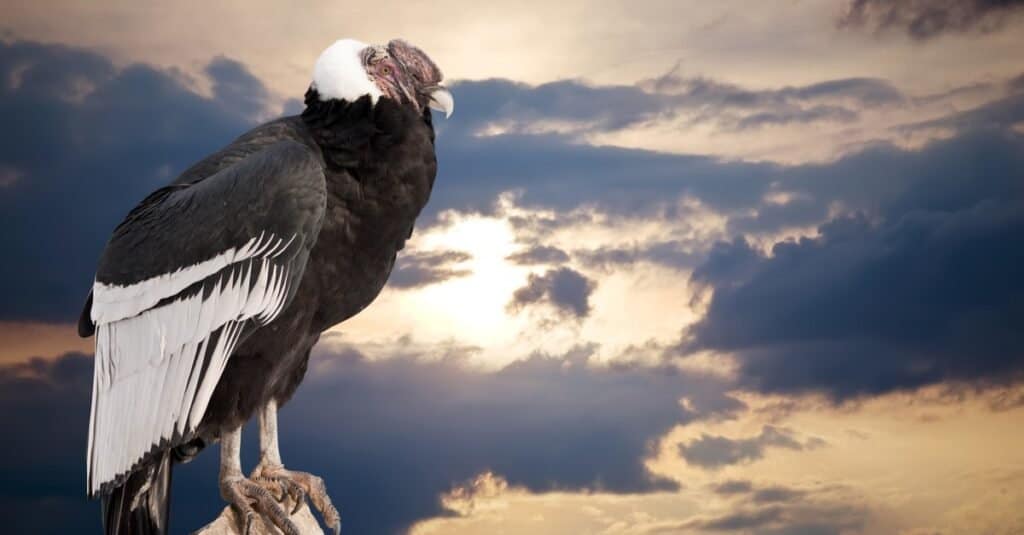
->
xmin=193 ymin=502 xmax=324 ymax=535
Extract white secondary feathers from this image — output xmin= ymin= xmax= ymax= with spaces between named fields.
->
xmin=91 ymin=232 xmax=294 ymax=324
xmin=86 ymin=232 xmax=296 ymax=496
xmin=312 ymin=38 xmax=383 ymax=103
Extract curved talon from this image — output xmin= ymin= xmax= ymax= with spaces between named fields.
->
xmin=222 ymin=476 xmax=301 ymax=535
xmin=272 ymin=476 xmax=306 ymax=515
xmin=287 ymin=480 xmax=306 ymax=515
xmin=252 ymin=466 xmax=341 ymax=534
xmin=224 ymin=482 xmax=257 ymax=534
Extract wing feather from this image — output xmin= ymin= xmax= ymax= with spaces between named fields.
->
xmin=86 ymin=141 xmax=326 ymax=496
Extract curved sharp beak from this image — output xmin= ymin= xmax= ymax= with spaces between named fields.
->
xmin=427 ymin=86 xmax=454 ymax=119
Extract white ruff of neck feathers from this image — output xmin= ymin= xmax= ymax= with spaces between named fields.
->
xmin=311 ymin=39 xmax=383 ymax=103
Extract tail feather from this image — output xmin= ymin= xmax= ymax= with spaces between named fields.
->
xmin=101 ymin=450 xmax=173 ymax=535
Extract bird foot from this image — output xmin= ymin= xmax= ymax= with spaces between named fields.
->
xmin=250 ymin=463 xmax=341 ymax=535
xmin=221 ymin=474 xmax=302 ymax=535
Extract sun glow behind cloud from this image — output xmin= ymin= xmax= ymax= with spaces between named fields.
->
xmin=327 ymin=210 xmax=530 ymax=364
xmin=327 ymin=193 xmax=726 ymax=368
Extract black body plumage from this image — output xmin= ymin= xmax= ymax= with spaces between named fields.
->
xmin=83 ymin=93 xmax=438 ymax=534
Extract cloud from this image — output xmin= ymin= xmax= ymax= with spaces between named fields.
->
xmin=272 ymin=344 xmax=738 ymax=532
xmin=838 ymin=0 xmax=1024 ymax=40
xmin=689 ymin=238 xmax=762 ymax=290
xmin=711 ymin=479 xmax=754 ymax=495
xmin=0 ymin=353 xmax=95 ymax=533
xmin=205 ymin=55 xmax=273 ymax=119
xmin=684 ymin=128 xmax=1024 ymax=399
xmin=709 ymin=480 xmax=807 ymax=504
xmin=734 ymin=105 xmax=859 ymax=130
xmin=697 ymin=506 xmax=785 ymax=531
xmin=638 ymin=69 xmax=905 ymax=107
xmin=448 ymin=73 xmax=902 ymax=142
xmin=431 ymin=70 xmax=1023 ymax=232
xmin=429 ymin=130 xmax=771 ymax=221
xmin=507 ymin=267 xmax=597 ymax=319
xmin=683 ymin=479 xmax=865 ymax=534
xmin=574 ymin=240 xmax=703 ymax=272
xmin=691 ymin=502 xmax=867 ymax=534
xmin=504 ymin=244 xmax=570 ymax=265
xmin=752 ymin=485 xmax=807 ymax=504
xmin=1010 ymin=72 xmax=1024 ymax=93
xmin=388 ymin=250 xmax=472 ymax=289
xmin=0 ymin=40 xmax=275 ymax=322
xmin=678 ymin=425 xmax=824 ymax=470
xmin=902 ymin=91 xmax=1024 ymax=132
xmin=0 ymin=346 xmax=737 ymax=534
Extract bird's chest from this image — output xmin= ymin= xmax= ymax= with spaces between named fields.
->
xmin=306 ymin=169 xmax=428 ymax=330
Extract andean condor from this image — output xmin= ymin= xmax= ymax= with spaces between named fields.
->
xmin=78 ymin=38 xmax=454 ymax=535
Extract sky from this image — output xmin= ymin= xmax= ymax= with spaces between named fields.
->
xmin=0 ymin=0 xmax=1022 ymax=533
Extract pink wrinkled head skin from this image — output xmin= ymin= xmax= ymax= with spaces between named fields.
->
xmin=361 ymin=39 xmax=444 ymax=112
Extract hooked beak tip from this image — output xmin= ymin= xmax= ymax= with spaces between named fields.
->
xmin=428 ymin=86 xmax=454 ymax=119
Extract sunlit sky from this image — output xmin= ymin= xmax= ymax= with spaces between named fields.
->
xmin=1 ymin=1 xmax=1023 ymax=534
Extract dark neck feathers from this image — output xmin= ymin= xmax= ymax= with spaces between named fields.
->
xmin=300 ymin=88 xmax=434 ymax=172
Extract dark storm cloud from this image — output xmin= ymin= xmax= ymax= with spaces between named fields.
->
xmin=280 ymin=345 xmax=722 ymax=533
xmin=725 ymin=195 xmax=830 ymax=236
xmin=205 ymin=55 xmax=273 ymax=119
xmin=684 ymin=128 xmax=1024 ymax=399
xmin=505 ymin=244 xmax=570 ymax=265
xmin=429 ymin=119 xmax=792 ymax=230
xmin=0 ymin=353 xmax=95 ymax=533
xmin=0 ymin=347 xmax=738 ymax=534
xmin=0 ymin=40 xmax=273 ymax=322
xmin=838 ymin=0 xmax=1024 ymax=40
xmin=678 ymin=425 xmax=823 ymax=469
xmin=689 ymin=238 xmax=762 ymax=290
xmin=507 ymin=267 xmax=596 ymax=318
xmin=387 ymin=250 xmax=472 ymax=289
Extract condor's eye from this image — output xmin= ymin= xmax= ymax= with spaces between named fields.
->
xmin=381 ymin=65 xmax=392 ymax=76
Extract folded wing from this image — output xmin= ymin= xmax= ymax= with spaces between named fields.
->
xmin=86 ymin=140 xmax=326 ymax=496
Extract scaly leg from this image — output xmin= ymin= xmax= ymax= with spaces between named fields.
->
xmin=251 ymin=399 xmax=341 ymax=534
xmin=219 ymin=425 xmax=300 ymax=535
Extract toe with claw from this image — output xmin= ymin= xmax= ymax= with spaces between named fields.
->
xmin=251 ymin=464 xmax=341 ymax=535
xmin=221 ymin=475 xmax=301 ymax=535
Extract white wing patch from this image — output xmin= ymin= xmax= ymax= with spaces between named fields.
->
xmin=91 ymin=231 xmax=295 ymax=324
xmin=87 ymin=232 xmax=295 ymax=496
